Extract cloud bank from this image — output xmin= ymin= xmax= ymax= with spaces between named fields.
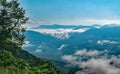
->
xmin=22 ymin=41 xmax=33 ymax=47
xmin=29 ymin=28 xmax=89 ymax=39
xmin=61 ymin=49 xmax=120 ymax=74
xmin=97 ymin=40 xmax=118 ymax=45
xmin=75 ymin=49 xmax=100 ymax=57
xmin=77 ymin=57 xmax=120 ymax=74
xmin=57 ymin=44 xmax=67 ymax=50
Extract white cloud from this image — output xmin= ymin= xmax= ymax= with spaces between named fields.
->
xmin=77 ymin=57 xmax=120 ymax=74
xmin=61 ymin=48 xmax=120 ymax=74
xmin=35 ymin=49 xmax=42 ymax=53
xmin=75 ymin=49 xmax=100 ymax=57
xmin=61 ymin=55 xmax=120 ymax=74
xmin=29 ymin=28 xmax=89 ymax=39
xmin=38 ymin=45 xmax=42 ymax=48
xmin=61 ymin=49 xmax=107 ymax=68
xmin=22 ymin=41 xmax=33 ymax=47
xmin=61 ymin=49 xmax=106 ymax=63
xmin=97 ymin=40 xmax=118 ymax=45
xmin=57 ymin=44 xmax=67 ymax=50
xmin=61 ymin=55 xmax=78 ymax=62
xmin=25 ymin=41 xmax=30 ymax=44
xmin=75 ymin=49 xmax=87 ymax=56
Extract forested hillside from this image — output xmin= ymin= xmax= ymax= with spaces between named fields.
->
xmin=0 ymin=0 xmax=63 ymax=74
xmin=0 ymin=48 xmax=62 ymax=74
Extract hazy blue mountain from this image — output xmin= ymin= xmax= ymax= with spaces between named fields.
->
xmin=23 ymin=24 xmax=120 ymax=73
xmin=23 ymin=24 xmax=120 ymax=61
xmin=35 ymin=24 xmax=101 ymax=29
xmin=36 ymin=24 xmax=78 ymax=29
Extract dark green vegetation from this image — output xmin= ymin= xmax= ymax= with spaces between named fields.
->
xmin=0 ymin=0 xmax=63 ymax=74
xmin=0 ymin=0 xmax=28 ymax=49
xmin=0 ymin=49 xmax=61 ymax=74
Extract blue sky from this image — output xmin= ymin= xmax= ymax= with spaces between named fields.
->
xmin=19 ymin=0 xmax=120 ymax=26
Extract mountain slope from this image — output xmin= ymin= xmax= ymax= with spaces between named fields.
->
xmin=23 ymin=24 xmax=120 ymax=73
xmin=0 ymin=48 xmax=62 ymax=74
xmin=24 ymin=25 xmax=120 ymax=60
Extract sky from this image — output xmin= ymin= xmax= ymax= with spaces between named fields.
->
xmin=19 ymin=0 xmax=120 ymax=26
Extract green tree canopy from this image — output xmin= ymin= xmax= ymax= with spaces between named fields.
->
xmin=0 ymin=0 xmax=28 ymax=50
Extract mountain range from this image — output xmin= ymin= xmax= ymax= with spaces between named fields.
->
xmin=23 ymin=24 xmax=120 ymax=73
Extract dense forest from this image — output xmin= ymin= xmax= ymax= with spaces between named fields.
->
xmin=0 ymin=0 xmax=68 ymax=74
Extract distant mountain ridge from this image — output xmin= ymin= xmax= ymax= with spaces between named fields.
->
xmin=28 ymin=24 xmax=120 ymax=39
xmin=24 ymin=24 xmax=120 ymax=60
xmin=34 ymin=24 xmax=102 ymax=29
xmin=23 ymin=24 xmax=120 ymax=73
xmin=33 ymin=24 xmax=120 ymax=29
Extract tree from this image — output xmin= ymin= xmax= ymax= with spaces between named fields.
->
xmin=0 ymin=50 xmax=15 ymax=68
xmin=0 ymin=0 xmax=28 ymax=50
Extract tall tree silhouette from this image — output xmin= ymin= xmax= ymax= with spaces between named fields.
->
xmin=0 ymin=0 xmax=28 ymax=50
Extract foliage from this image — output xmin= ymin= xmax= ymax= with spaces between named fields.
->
xmin=0 ymin=50 xmax=15 ymax=68
xmin=0 ymin=0 xmax=28 ymax=50
xmin=0 ymin=0 xmax=63 ymax=74
xmin=0 ymin=49 xmax=62 ymax=74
